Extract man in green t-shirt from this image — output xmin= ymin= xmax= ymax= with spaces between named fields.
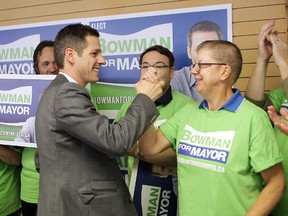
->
xmin=139 ymin=40 xmax=285 ymax=216
xmin=245 ymin=21 xmax=288 ymax=216
xmin=115 ymin=45 xmax=194 ymax=214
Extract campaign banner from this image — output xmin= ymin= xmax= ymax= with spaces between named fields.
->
xmin=90 ymin=82 xmax=136 ymax=119
xmin=0 ymin=77 xmax=133 ymax=147
xmin=0 ymin=19 xmax=84 ymax=75
xmin=0 ymin=4 xmax=232 ymax=215
xmin=87 ymin=4 xmax=232 ymax=84
xmin=0 ymin=74 xmax=55 ymax=147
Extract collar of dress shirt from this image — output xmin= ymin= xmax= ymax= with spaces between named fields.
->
xmin=59 ymin=72 xmax=78 ymax=84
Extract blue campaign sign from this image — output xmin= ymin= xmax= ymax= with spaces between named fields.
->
xmin=87 ymin=4 xmax=232 ymax=84
xmin=0 ymin=75 xmax=55 ymax=123
xmin=130 ymin=160 xmax=177 ymax=216
xmin=0 ymin=75 xmax=55 ymax=147
xmin=0 ymin=19 xmax=84 ymax=75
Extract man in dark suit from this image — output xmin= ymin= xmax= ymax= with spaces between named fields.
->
xmin=35 ymin=24 xmax=164 ymax=216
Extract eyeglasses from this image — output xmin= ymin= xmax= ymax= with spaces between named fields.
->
xmin=139 ymin=63 xmax=169 ymax=70
xmin=192 ymin=62 xmax=226 ymax=72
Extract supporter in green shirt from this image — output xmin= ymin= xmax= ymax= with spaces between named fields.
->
xmin=115 ymin=45 xmax=194 ymax=189
xmin=245 ymin=20 xmax=288 ymax=216
xmin=139 ymin=40 xmax=285 ymax=216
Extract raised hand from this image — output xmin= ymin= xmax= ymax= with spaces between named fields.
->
xmin=258 ymin=21 xmax=275 ymax=62
xmin=270 ymin=34 xmax=288 ymax=69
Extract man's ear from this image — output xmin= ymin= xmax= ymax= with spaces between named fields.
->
xmin=65 ymin=48 xmax=76 ymax=64
xmin=170 ymin=66 xmax=175 ymax=79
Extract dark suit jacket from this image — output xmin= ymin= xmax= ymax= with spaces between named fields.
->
xmin=35 ymin=74 xmax=159 ymax=216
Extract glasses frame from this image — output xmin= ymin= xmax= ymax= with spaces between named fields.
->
xmin=192 ymin=62 xmax=226 ymax=72
xmin=139 ymin=63 xmax=170 ymax=70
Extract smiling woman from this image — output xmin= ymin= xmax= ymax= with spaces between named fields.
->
xmin=138 ymin=40 xmax=286 ymax=216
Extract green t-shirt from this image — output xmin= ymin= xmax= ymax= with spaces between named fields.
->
xmin=267 ymin=86 xmax=288 ymax=216
xmin=114 ymin=90 xmax=194 ymax=185
xmin=21 ymin=147 xmax=39 ymax=203
xmin=161 ymin=99 xmax=283 ymax=215
xmin=14 ymin=117 xmax=39 ymax=203
xmin=0 ymin=157 xmax=21 ymax=216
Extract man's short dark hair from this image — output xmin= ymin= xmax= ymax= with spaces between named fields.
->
xmin=139 ymin=45 xmax=175 ymax=68
xmin=187 ymin=20 xmax=223 ymax=47
xmin=54 ymin=24 xmax=100 ymax=69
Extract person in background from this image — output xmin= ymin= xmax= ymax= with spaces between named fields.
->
xmin=114 ymin=45 xmax=193 ymax=194
xmin=0 ymin=146 xmax=21 ymax=216
xmin=171 ymin=20 xmax=223 ymax=100
xmin=14 ymin=40 xmax=59 ymax=216
xmin=139 ymin=40 xmax=285 ymax=215
xmin=33 ymin=40 xmax=58 ymax=75
xmin=245 ymin=20 xmax=288 ymax=216
xmin=35 ymin=24 xmax=164 ymax=216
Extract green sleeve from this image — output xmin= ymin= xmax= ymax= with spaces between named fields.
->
xmin=267 ymin=85 xmax=286 ymax=110
xmin=281 ymin=77 xmax=288 ymax=99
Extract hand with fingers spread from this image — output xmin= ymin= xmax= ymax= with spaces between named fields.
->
xmin=268 ymin=105 xmax=288 ymax=136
